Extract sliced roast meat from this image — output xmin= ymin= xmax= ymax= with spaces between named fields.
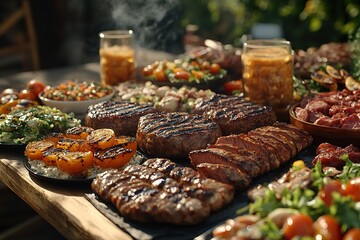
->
xmin=208 ymin=144 xmax=271 ymax=174
xmin=255 ymin=126 xmax=301 ymax=154
xmin=273 ymin=122 xmax=313 ymax=149
xmin=190 ymin=123 xmax=313 ymax=189
xmin=216 ymin=134 xmax=280 ymax=169
xmin=196 ymin=163 xmax=252 ymax=189
xmin=190 ymin=148 xmax=262 ymax=178
xmin=136 ymin=112 xmax=222 ymax=159
xmin=247 ymin=131 xmax=291 ymax=164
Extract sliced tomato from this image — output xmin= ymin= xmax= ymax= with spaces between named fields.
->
xmin=94 ymin=146 xmax=134 ymax=168
xmin=313 ymin=215 xmax=341 ymax=240
xmin=25 ymin=140 xmax=54 ymax=160
xmin=57 ymin=151 xmax=93 ymax=174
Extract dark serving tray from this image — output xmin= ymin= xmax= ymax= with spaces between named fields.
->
xmin=85 ymin=146 xmax=317 ymax=240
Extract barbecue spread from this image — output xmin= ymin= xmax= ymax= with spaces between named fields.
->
xmin=91 ymin=158 xmax=234 ymax=225
xmin=189 ymin=122 xmax=313 ymax=189
xmin=136 ymin=112 xmax=222 ymax=159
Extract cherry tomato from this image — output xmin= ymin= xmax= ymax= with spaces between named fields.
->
xmin=142 ymin=65 xmax=154 ymax=76
xmin=175 ymin=71 xmax=190 ymax=80
xmin=210 ymin=63 xmax=221 ymax=75
xmin=57 ymin=151 xmax=94 ymax=174
xmin=18 ymin=89 xmax=36 ymax=101
xmin=313 ymin=215 xmax=341 ymax=240
xmin=343 ymin=228 xmax=360 ymax=240
xmin=319 ymin=180 xmax=345 ymax=206
xmin=191 ymin=70 xmax=204 ymax=80
xmin=27 ymin=80 xmax=46 ymax=99
xmin=344 ymin=177 xmax=360 ymax=202
xmin=153 ymin=68 xmax=167 ymax=81
xmin=200 ymin=61 xmax=211 ymax=70
xmin=282 ymin=214 xmax=314 ymax=240
xmin=224 ymin=80 xmax=243 ymax=94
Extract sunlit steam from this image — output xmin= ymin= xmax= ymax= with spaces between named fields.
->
xmin=107 ymin=0 xmax=183 ymax=53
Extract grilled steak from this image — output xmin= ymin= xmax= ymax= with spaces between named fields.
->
xmin=85 ymin=101 xmax=158 ymax=136
xmin=136 ymin=112 xmax=222 ymax=159
xmin=91 ymin=158 xmax=234 ymax=225
xmin=193 ymin=94 xmax=277 ymax=135
xmin=189 ymin=123 xmax=313 ymax=189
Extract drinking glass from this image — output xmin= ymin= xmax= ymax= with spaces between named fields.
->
xmin=242 ymin=39 xmax=294 ymax=121
xmin=99 ymin=30 xmax=135 ymax=86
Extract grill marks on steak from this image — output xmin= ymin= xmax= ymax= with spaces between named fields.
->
xmin=189 ymin=123 xmax=313 ymax=189
xmin=91 ymin=158 xmax=234 ymax=225
xmin=85 ymin=101 xmax=158 ymax=136
xmin=136 ymin=112 xmax=222 ymax=159
xmin=193 ymin=94 xmax=277 ymax=135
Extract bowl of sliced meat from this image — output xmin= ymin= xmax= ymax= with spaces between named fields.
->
xmin=289 ymin=89 xmax=360 ymax=147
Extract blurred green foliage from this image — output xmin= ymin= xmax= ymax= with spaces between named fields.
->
xmin=180 ymin=0 xmax=360 ymax=49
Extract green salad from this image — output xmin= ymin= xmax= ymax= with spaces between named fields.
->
xmin=0 ymin=106 xmax=80 ymax=144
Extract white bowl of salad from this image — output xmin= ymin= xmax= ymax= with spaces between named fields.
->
xmin=39 ymin=81 xmax=115 ymax=115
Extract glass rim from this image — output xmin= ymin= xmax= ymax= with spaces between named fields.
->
xmin=244 ymin=39 xmax=290 ymax=47
xmin=99 ymin=30 xmax=133 ymax=39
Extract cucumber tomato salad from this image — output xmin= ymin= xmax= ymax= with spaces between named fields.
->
xmin=213 ymin=156 xmax=360 ymax=240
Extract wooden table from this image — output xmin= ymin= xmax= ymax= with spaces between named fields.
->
xmin=0 ymin=150 xmax=133 ymax=240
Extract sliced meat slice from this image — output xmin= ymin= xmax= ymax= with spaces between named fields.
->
xmin=250 ymin=129 xmax=297 ymax=158
xmin=248 ymin=131 xmax=291 ymax=164
xmin=196 ymin=163 xmax=252 ymax=189
xmin=254 ymin=126 xmax=300 ymax=156
xmin=189 ymin=148 xmax=261 ymax=178
xmin=216 ymin=134 xmax=280 ymax=169
xmin=208 ymin=144 xmax=271 ymax=174
xmin=273 ymin=122 xmax=313 ymax=149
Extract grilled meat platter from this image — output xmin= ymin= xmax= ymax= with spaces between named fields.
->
xmin=2 ymin=63 xmax=358 ymax=239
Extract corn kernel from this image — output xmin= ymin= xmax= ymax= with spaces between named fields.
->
xmin=292 ymin=160 xmax=305 ymax=169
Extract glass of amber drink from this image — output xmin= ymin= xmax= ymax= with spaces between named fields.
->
xmin=99 ymin=30 xmax=135 ymax=86
xmin=242 ymin=39 xmax=294 ymax=121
